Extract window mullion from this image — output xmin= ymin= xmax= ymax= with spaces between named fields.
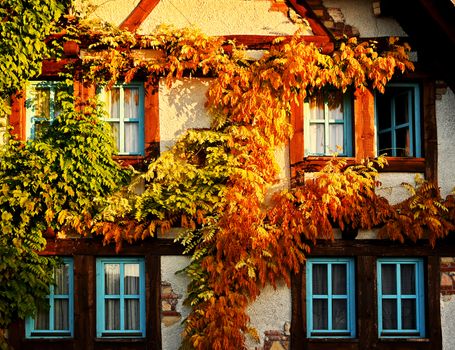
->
xmin=391 ymin=97 xmax=397 ymax=156
xmin=120 ymin=263 xmax=125 ymax=331
xmin=119 ymin=87 xmax=125 ymax=154
xmin=327 ymin=263 xmax=333 ymax=331
xmin=324 ymin=102 xmax=330 ymax=155
xmin=49 ymin=86 xmax=55 ymax=122
xmin=396 ymin=264 xmax=402 ymax=331
xmin=49 ymin=286 xmax=55 ymax=331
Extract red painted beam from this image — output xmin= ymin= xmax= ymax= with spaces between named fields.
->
xmin=288 ymin=0 xmax=334 ymax=38
xmin=120 ymin=0 xmax=160 ymax=32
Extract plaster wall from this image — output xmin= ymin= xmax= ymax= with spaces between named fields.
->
xmin=436 ymin=87 xmax=455 ymax=198
xmin=161 ymin=256 xmax=191 ymax=350
xmin=246 ymin=282 xmax=291 ymax=349
xmin=323 ymin=0 xmax=406 ymax=37
xmin=441 ymin=295 xmax=455 ymax=350
xmin=76 ymin=0 xmax=140 ymax=27
xmin=159 ymin=78 xmax=211 ymax=152
xmin=139 ymin=0 xmax=310 ymax=36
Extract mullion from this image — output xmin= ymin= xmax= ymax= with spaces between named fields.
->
xmin=396 ymin=264 xmax=403 ymax=330
xmin=119 ymin=263 xmax=125 ymax=331
xmin=119 ymin=87 xmax=125 ymax=154
xmin=391 ymin=97 xmax=397 ymax=156
xmin=49 ymin=285 xmax=55 ymax=331
xmin=324 ymin=102 xmax=330 ymax=155
xmin=327 ymin=263 xmax=333 ymax=330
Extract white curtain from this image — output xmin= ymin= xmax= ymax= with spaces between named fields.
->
xmin=34 ymin=263 xmax=69 ymax=331
xmin=124 ymin=123 xmax=139 ymax=154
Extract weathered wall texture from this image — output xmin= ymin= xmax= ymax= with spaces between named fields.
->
xmin=441 ymin=293 xmax=455 ymax=350
xmin=78 ymin=0 xmax=140 ymax=27
xmin=437 ymin=87 xmax=455 ymax=198
xmin=246 ymin=282 xmax=292 ymax=350
xmin=139 ymin=0 xmax=310 ymax=36
xmin=159 ymin=78 xmax=211 ymax=152
xmin=323 ymin=0 xmax=406 ymax=37
xmin=161 ymin=256 xmax=191 ymax=350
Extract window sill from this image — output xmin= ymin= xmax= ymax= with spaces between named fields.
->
xmin=94 ymin=337 xmax=146 ymax=343
xmin=307 ymin=338 xmax=359 ymax=342
xmin=379 ymin=337 xmax=430 ymax=342
xmin=112 ymin=155 xmax=146 ymax=167
xmin=291 ymin=156 xmax=425 ymax=174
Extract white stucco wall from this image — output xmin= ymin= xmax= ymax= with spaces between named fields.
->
xmin=323 ymin=0 xmax=406 ymax=37
xmin=159 ymin=78 xmax=211 ymax=152
xmin=246 ymin=282 xmax=291 ymax=349
xmin=437 ymin=87 xmax=455 ymax=198
xmin=441 ymin=295 xmax=455 ymax=350
xmin=77 ymin=0 xmax=140 ymax=27
xmin=139 ymin=0 xmax=310 ymax=36
xmin=161 ymin=256 xmax=191 ymax=350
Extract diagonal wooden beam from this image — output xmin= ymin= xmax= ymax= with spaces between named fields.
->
xmin=287 ymin=0 xmax=334 ymax=39
xmin=120 ymin=0 xmax=160 ymax=32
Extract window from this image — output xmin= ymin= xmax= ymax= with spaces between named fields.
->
xmin=96 ymin=258 xmax=146 ymax=338
xmin=100 ymin=83 xmax=145 ymax=156
xmin=306 ymin=258 xmax=356 ymax=338
xmin=304 ymin=91 xmax=353 ymax=156
xmin=25 ymin=258 xmax=74 ymax=338
xmin=375 ymin=83 xmax=421 ymax=157
xmin=25 ymin=81 xmax=62 ymax=139
xmin=377 ymin=258 xmax=425 ymax=337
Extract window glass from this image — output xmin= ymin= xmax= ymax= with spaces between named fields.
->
xmin=376 ymin=84 xmax=421 ymax=157
xmin=306 ymin=258 xmax=355 ymax=338
xmin=377 ymin=259 xmax=425 ymax=337
xmin=96 ymin=258 xmax=145 ymax=337
xmin=26 ymin=258 xmax=74 ymax=338
xmin=101 ymin=84 xmax=144 ymax=156
xmin=304 ymin=91 xmax=352 ymax=156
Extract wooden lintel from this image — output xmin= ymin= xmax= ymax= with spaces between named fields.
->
xmin=354 ymin=87 xmax=375 ymax=161
xmin=42 ymin=238 xmax=184 ymax=256
xmin=120 ymin=0 xmax=160 ymax=31
xmin=41 ymin=59 xmax=77 ymax=77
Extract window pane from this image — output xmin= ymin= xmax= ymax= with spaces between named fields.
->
xmin=108 ymin=122 xmax=120 ymax=151
xmin=395 ymin=127 xmax=410 ymax=156
xmin=34 ymin=307 xmax=50 ymax=330
xmin=332 ymin=264 xmax=347 ymax=295
xmin=54 ymin=264 xmax=69 ymax=295
xmin=105 ymin=299 xmax=120 ymax=330
xmin=105 ymin=264 xmax=120 ymax=295
xmin=125 ymin=299 xmax=140 ymax=330
xmin=34 ymin=88 xmax=51 ymax=119
xmin=309 ymin=124 xmax=325 ymax=154
xmin=124 ymin=123 xmax=139 ymax=154
xmin=402 ymin=299 xmax=417 ymax=329
xmin=395 ymin=92 xmax=410 ymax=126
xmin=328 ymin=124 xmax=344 ymax=154
xmin=106 ymin=88 xmax=120 ymax=119
xmin=124 ymin=88 xmax=139 ymax=119
xmin=377 ymin=94 xmax=391 ymax=130
xmin=312 ymin=264 xmax=328 ymax=294
xmin=382 ymin=299 xmax=397 ymax=330
xmin=313 ymin=299 xmax=328 ymax=330
xmin=327 ymin=92 xmax=344 ymax=121
xmin=124 ymin=264 xmax=140 ymax=295
xmin=307 ymin=96 xmax=324 ymax=120
xmin=401 ymin=264 xmax=416 ymax=295
xmin=378 ymin=132 xmax=392 ymax=155
xmin=332 ymin=299 xmax=348 ymax=330
xmin=381 ymin=264 xmax=396 ymax=294
xmin=54 ymin=299 xmax=69 ymax=330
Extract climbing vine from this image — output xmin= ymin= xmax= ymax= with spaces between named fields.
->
xmin=1 ymin=3 xmax=454 ymax=350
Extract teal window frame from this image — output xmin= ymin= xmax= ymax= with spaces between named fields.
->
xmin=99 ymin=83 xmax=145 ymax=156
xmin=304 ymin=92 xmax=353 ymax=156
xmin=377 ymin=258 xmax=425 ymax=338
xmin=96 ymin=257 xmax=146 ymax=338
xmin=375 ymin=83 xmax=421 ymax=157
xmin=25 ymin=258 xmax=74 ymax=338
xmin=25 ymin=81 xmax=61 ymax=139
xmin=306 ymin=258 xmax=356 ymax=338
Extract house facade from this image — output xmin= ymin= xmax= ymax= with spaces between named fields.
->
xmin=5 ymin=0 xmax=455 ymax=349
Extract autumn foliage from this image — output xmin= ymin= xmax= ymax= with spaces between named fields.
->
xmin=2 ymin=10 xmax=455 ymax=350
